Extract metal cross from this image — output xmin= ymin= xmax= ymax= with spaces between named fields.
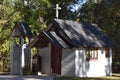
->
xmin=54 ymin=4 xmax=61 ymax=19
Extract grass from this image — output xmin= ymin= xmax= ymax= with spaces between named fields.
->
xmin=54 ymin=74 xmax=120 ymax=80
xmin=54 ymin=77 xmax=106 ymax=80
xmin=54 ymin=77 xmax=120 ymax=80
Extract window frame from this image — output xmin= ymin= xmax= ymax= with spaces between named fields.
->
xmin=85 ymin=48 xmax=98 ymax=61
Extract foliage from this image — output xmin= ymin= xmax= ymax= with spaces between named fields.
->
xmin=0 ymin=0 xmax=81 ymax=72
xmin=74 ymin=0 xmax=120 ymax=71
xmin=75 ymin=0 xmax=120 ymax=58
xmin=13 ymin=0 xmax=48 ymax=36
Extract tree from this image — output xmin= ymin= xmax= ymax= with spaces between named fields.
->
xmin=75 ymin=0 xmax=120 ymax=72
xmin=0 ymin=0 xmax=84 ymax=72
xmin=13 ymin=0 xmax=48 ymax=36
xmin=13 ymin=0 xmax=83 ymax=34
xmin=42 ymin=0 xmax=83 ymax=23
xmin=0 ymin=0 xmax=20 ymax=72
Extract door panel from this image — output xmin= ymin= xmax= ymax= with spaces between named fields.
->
xmin=51 ymin=44 xmax=61 ymax=74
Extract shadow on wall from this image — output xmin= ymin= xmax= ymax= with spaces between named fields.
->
xmin=62 ymin=49 xmax=75 ymax=76
xmin=62 ymin=49 xmax=90 ymax=77
xmin=85 ymin=62 xmax=90 ymax=76
xmin=76 ymin=50 xmax=90 ymax=77
xmin=105 ymin=54 xmax=111 ymax=76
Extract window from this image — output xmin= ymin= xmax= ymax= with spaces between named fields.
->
xmin=86 ymin=48 xmax=98 ymax=61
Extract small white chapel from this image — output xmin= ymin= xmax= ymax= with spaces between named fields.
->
xmin=10 ymin=4 xmax=115 ymax=77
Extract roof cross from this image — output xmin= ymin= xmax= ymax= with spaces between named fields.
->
xmin=54 ymin=4 xmax=61 ymax=19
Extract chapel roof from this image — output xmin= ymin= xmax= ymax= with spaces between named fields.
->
xmin=11 ymin=22 xmax=33 ymax=38
xmin=29 ymin=19 xmax=115 ymax=48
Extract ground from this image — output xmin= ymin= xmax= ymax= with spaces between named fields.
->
xmin=54 ymin=73 xmax=120 ymax=80
xmin=0 ymin=73 xmax=119 ymax=80
xmin=0 ymin=75 xmax=53 ymax=80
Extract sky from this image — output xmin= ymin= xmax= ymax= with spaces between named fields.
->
xmin=71 ymin=0 xmax=88 ymax=12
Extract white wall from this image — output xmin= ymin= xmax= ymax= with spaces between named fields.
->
xmin=75 ymin=48 xmax=112 ymax=77
xmin=38 ymin=43 xmax=51 ymax=74
xmin=62 ymin=48 xmax=112 ymax=77
xmin=86 ymin=48 xmax=112 ymax=77
xmin=75 ymin=49 xmax=86 ymax=77
xmin=62 ymin=49 xmax=75 ymax=76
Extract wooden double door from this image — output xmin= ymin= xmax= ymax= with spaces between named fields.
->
xmin=51 ymin=44 xmax=62 ymax=74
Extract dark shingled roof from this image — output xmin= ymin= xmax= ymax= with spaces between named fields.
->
xmin=28 ymin=31 xmax=69 ymax=48
xmin=43 ymin=31 xmax=69 ymax=48
xmin=53 ymin=19 xmax=115 ymax=48
xmin=12 ymin=22 xmax=33 ymax=38
xmin=29 ymin=19 xmax=115 ymax=48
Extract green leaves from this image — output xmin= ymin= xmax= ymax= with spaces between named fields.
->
xmin=75 ymin=0 xmax=120 ymax=60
